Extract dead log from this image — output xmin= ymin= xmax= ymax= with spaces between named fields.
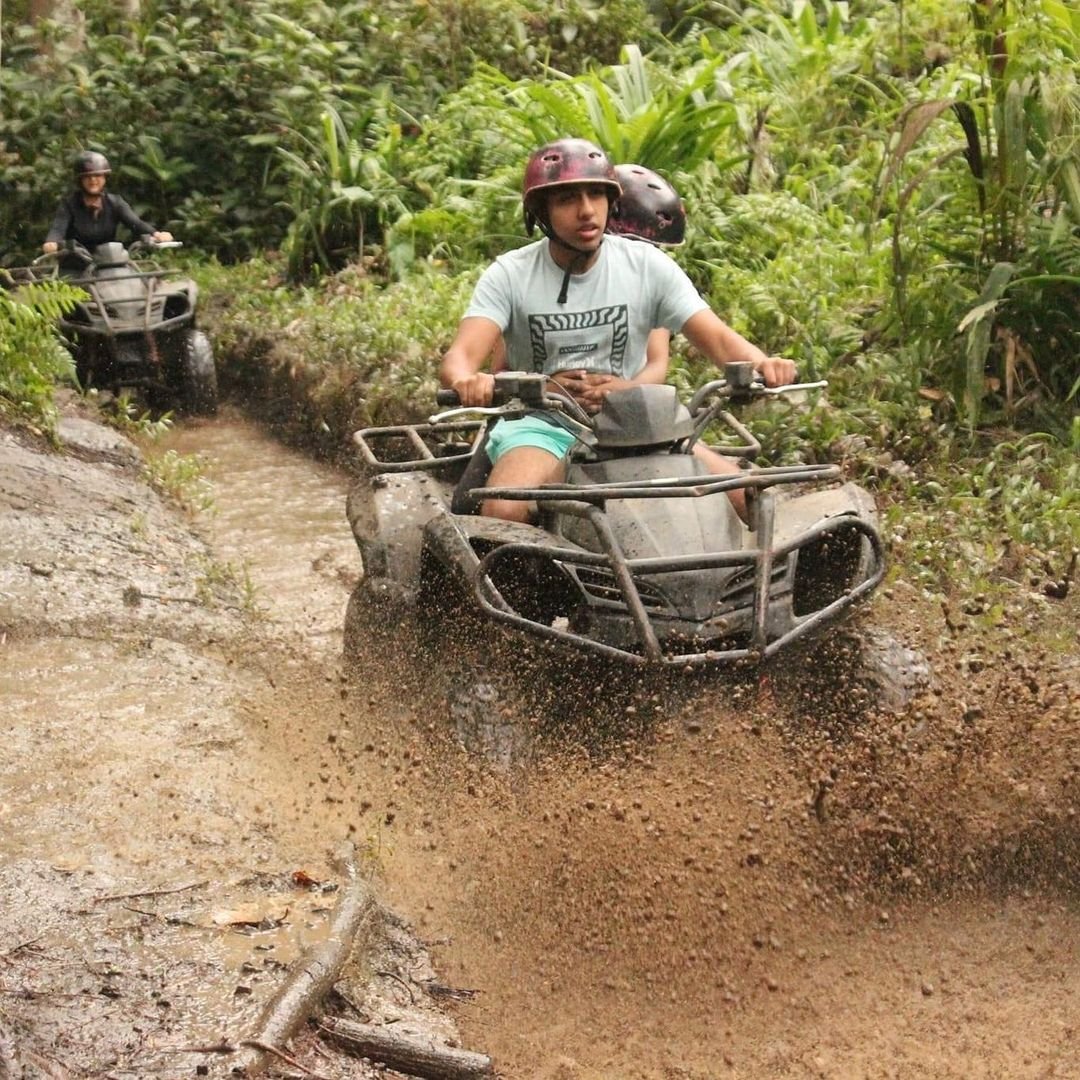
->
xmin=320 ymin=1017 xmax=493 ymax=1080
xmin=232 ymin=842 xmax=376 ymax=1077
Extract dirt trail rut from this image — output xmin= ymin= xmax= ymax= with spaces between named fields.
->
xmin=1 ymin=402 xmax=1077 ymax=1078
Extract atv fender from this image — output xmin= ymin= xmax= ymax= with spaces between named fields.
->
xmin=346 ymin=470 xmax=451 ymax=591
xmin=772 ymin=481 xmax=883 ymax=619
xmin=771 ymin=481 xmax=878 ymax=547
xmin=421 ymin=514 xmax=559 ymax=594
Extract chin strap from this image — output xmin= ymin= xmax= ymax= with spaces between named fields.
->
xmin=540 ymin=222 xmax=599 ymax=305
xmin=556 ymin=250 xmax=589 ymax=304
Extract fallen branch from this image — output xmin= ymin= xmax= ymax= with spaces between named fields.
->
xmin=0 ymin=938 xmax=42 ymax=963
xmin=122 ymin=905 xmax=204 ymax=929
xmin=93 ymin=879 xmax=208 ymax=904
xmin=232 ymin=842 xmax=376 ymax=1077
xmin=424 ymin=981 xmax=479 ymax=1003
xmin=169 ymin=1040 xmax=330 ymax=1078
xmin=320 ymin=1017 xmax=493 ymax=1080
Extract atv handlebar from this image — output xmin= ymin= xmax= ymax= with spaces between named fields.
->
xmin=132 ymin=238 xmax=182 ymax=251
xmin=436 ymin=364 xmax=824 ymax=419
xmin=435 ymin=372 xmax=548 ymax=410
xmin=431 ymin=372 xmax=594 ymax=435
xmin=33 ymin=237 xmax=182 ymax=264
xmin=32 ymin=241 xmax=94 ymax=269
xmin=687 ymin=361 xmax=827 ymax=411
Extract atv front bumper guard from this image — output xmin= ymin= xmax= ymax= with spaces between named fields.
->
xmin=472 ymin=467 xmax=885 ymax=667
xmin=59 ymin=268 xmax=192 ymax=338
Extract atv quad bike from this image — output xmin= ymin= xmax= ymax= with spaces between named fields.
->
xmin=346 ymin=365 xmax=885 ymax=669
xmin=9 ymin=239 xmax=218 ymax=415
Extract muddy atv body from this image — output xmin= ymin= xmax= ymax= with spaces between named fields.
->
xmin=10 ymin=240 xmax=218 ymax=415
xmin=346 ymin=367 xmax=884 ymax=668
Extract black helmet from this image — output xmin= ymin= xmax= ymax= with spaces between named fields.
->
xmin=73 ymin=151 xmax=111 ymax=179
xmin=607 ymin=164 xmax=685 ymax=246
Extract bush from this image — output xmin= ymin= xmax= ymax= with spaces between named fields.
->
xmin=0 ymin=280 xmax=81 ymax=433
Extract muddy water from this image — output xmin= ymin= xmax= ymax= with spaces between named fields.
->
xmin=156 ymin=412 xmax=1080 ymax=1080
xmin=164 ymin=412 xmax=360 ymax=651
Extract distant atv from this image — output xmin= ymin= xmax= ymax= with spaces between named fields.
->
xmin=346 ymin=366 xmax=884 ymax=669
xmin=15 ymin=238 xmax=217 ymax=415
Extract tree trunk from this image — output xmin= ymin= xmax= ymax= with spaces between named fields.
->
xmin=28 ymin=0 xmax=86 ymax=60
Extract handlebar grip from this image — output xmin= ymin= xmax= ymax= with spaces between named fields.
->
xmin=435 ymin=390 xmax=460 ymax=406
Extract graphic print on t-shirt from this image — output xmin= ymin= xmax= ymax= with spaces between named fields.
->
xmin=528 ymin=305 xmax=629 ymax=376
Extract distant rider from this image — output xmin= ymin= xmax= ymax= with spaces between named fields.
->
xmin=439 ymin=138 xmax=795 ymax=522
xmin=41 ymin=150 xmax=173 ymax=259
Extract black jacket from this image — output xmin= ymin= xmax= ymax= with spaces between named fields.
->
xmin=45 ymin=191 xmax=158 ymax=249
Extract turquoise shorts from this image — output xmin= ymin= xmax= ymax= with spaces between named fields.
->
xmin=485 ymin=416 xmax=576 ymax=464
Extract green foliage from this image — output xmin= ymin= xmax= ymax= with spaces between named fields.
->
xmin=867 ymin=1 xmax=1080 ymax=430
xmin=269 ymin=102 xmax=412 ymax=279
xmin=0 ymin=0 xmax=659 ymax=264
xmin=0 ymin=280 xmax=80 ymax=433
xmin=383 ymin=44 xmax=747 ymax=275
xmin=143 ymin=447 xmax=215 ymax=514
xmin=493 ymin=43 xmax=742 ymax=171
xmin=192 ymin=554 xmax=262 ymax=612
xmin=201 ymin=257 xmax=474 ymax=436
xmin=100 ymin=393 xmax=175 ymax=441
xmin=888 ymin=428 xmax=1080 ymax=604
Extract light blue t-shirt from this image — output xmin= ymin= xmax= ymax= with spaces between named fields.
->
xmin=463 ymin=234 xmax=708 ymax=379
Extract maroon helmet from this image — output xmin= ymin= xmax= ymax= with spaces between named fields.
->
xmin=607 ymin=164 xmax=685 ymax=246
xmin=522 ymin=138 xmax=621 ymax=236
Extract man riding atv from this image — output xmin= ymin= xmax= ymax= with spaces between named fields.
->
xmin=439 ymin=138 xmax=795 ymax=524
xmin=43 ymin=151 xmax=173 ymax=269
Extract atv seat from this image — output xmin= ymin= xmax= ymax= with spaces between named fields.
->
xmin=450 ymin=427 xmax=493 ymax=515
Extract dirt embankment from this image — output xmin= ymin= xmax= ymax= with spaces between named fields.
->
xmin=1 ymin=396 xmax=1078 ymax=1080
xmin=0 ymin=401 xmax=466 ymax=1078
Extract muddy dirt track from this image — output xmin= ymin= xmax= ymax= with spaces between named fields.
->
xmin=1 ymin=400 xmax=1078 ymax=1079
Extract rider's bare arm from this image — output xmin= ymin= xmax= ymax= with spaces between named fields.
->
xmin=439 ymin=316 xmax=502 ymax=406
xmin=682 ymin=309 xmax=796 ymax=387
xmin=42 ymin=241 xmax=59 ymax=254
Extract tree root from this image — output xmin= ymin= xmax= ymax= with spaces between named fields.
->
xmin=231 ymin=842 xmax=376 ymax=1077
xmin=320 ymin=1016 xmax=493 ymax=1079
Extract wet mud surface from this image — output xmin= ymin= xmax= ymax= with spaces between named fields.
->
xmin=1 ymin=400 xmax=1077 ymax=1078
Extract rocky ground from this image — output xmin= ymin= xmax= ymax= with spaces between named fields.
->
xmin=0 ymin=398 xmax=470 ymax=1078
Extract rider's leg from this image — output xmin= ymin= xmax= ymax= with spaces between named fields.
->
xmin=482 ymin=446 xmax=566 ymax=522
xmin=693 ymin=443 xmax=748 ymax=523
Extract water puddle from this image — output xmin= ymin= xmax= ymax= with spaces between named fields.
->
xmin=162 ymin=412 xmax=359 ymax=653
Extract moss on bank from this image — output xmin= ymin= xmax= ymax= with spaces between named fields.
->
xmin=195 ymin=258 xmax=474 ymax=457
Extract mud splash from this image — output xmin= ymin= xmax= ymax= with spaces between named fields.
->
xmin=3 ymin=405 xmax=1076 ymax=1078
xmin=170 ymin=411 xmax=1080 ymax=1080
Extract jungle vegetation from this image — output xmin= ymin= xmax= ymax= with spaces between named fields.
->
xmin=1 ymin=0 xmax=1077 ymax=605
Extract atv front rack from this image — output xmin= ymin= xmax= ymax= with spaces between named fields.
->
xmin=353 ymin=420 xmax=483 ymax=474
xmin=472 ymin=466 xmax=885 ymax=667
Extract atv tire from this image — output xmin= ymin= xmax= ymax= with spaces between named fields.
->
xmin=178 ymin=330 xmax=218 ymax=415
xmin=342 ymin=576 xmax=417 ymax=666
xmin=448 ymin=675 xmax=532 ymax=772
xmin=771 ymin=621 xmax=931 ymax=727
